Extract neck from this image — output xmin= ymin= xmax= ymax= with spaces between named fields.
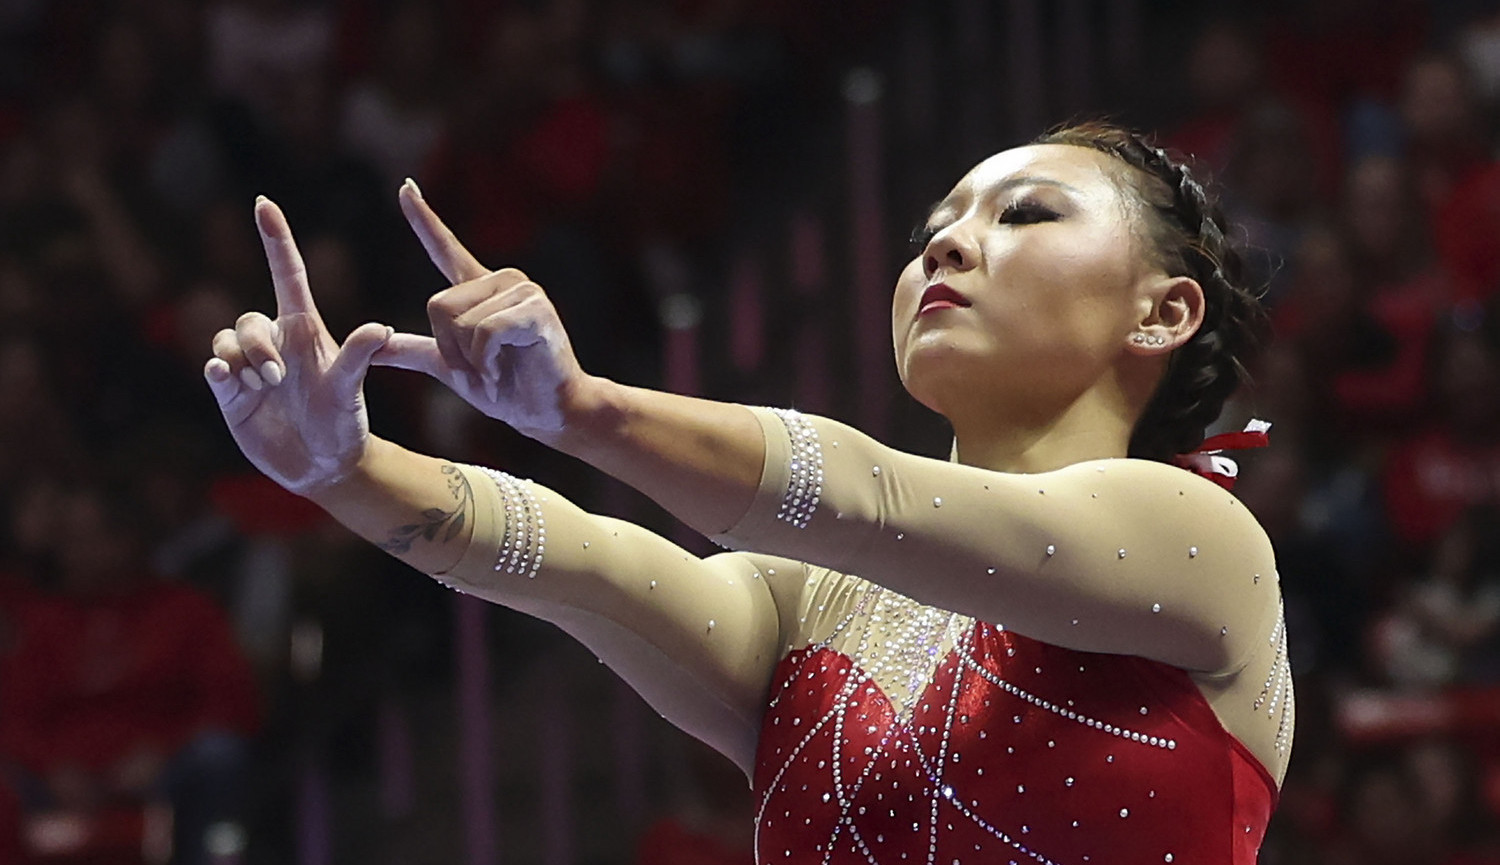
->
xmin=945 ymin=376 xmax=1147 ymax=474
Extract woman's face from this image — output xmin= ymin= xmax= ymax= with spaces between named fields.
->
xmin=893 ymin=144 xmax=1166 ymax=418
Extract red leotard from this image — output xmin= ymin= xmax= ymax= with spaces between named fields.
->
xmin=753 ymin=622 xmax=1276 ymax=865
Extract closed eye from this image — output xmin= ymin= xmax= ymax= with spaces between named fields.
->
xmin=999 ymin=201 xmax=1058 ymax=225
xmin=909 ymin=199 xmax=1057 ymax=250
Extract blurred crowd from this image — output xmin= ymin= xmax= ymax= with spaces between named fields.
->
xmin=0 ymin=0 xmax=1498 ymax=863
xmin=1165 ymin=6 xmax=1500 ymax=864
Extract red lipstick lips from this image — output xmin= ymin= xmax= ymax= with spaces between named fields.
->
xmin=918 ymin=282 xmax=970 ymax=316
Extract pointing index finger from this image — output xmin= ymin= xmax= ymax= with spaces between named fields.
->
xmin=399 ymin=179 xmax=490 ymax=284
xmin=255 ymin=196 xmax=320 ymax=319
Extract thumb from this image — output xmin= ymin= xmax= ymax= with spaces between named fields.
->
xmin=371 ymin=331 xmax=449 ymax=380
xmin=328 ymin=322 xmax=394 ymax=397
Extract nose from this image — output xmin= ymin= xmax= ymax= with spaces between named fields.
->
xmin=923 ymin=223 xmax=978 ymax=278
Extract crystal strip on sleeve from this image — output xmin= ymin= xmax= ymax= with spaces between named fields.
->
xmin=477 ymin=467 xmax=546 ymax=579
xmin=770 ymin=408 xmax=823 ymax=529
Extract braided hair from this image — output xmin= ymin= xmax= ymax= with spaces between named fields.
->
xmin=1033 ymin=121 xmax=1266 ymax=462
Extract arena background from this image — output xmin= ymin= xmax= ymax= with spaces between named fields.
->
xmin=1 ymin=0 xmax=1499 ymax=863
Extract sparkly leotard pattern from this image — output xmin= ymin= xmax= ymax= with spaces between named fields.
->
xmin=437 ymin=405 xmax=1290 ymax=864
xmin=753 ymin=589 xmax=1277 ymax=865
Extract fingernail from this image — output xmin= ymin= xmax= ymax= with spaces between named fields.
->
xmin=403 ymin=177 xmax=423 ymax=198
xmin=385 ymin=325 xmax=395 ymax=340
xmin=239 ymin=366 xmax=264 ymax=391
xmin=260 ymin=360 xmax=283 ymax=387
xmin=255 ymin=194 xmax=269 ymax=206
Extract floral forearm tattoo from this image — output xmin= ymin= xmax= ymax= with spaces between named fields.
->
xmin=378 ymin=464 xmax=474 ymax=554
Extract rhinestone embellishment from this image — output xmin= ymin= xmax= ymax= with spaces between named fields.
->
xmin=479 ymin=467 xmax=545 ymax=578
xmin=771 ymin=408 xmax=824 ymax=529
xmin=1254 ymin=599 xmax=1295 ymax=753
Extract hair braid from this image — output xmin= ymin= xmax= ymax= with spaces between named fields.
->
xmin=1033 ymin=123 xmax=1266 ymax=462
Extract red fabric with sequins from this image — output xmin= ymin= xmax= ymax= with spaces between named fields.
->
xmin=753 ymin=623 xmax=1276 ymax=865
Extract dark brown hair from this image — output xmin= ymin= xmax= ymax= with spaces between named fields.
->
xmin=1033 ymin=121 xmax=1267 ymax=461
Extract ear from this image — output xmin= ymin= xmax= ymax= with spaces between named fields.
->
xmin=1126 ymin=275 xmax=1205 ymax=354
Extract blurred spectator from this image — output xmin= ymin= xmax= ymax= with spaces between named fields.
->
xmin=1220 ymin=99 xmax=1332 ymax=297
xmin=1322 ymin=741 xmax=1500 ymax=865
xmin=423 ymin=5 xmax=609 ymax=261
xmin=0 ymin=474 xmax=63 ymax=598
xmin=1403 ymin=738 xmax=1500 ymax=863
xmin=207 ymin=0 xmax=332 ymax=125
xmin=1237 ymin=445 xmax=1367 ymax=677
xmin=1370 ymin=505 xmax=1500 ymax=688
xmin=1271 ymin=223 xmax=1434 ymax=435
xmin=259 ymin=72 xmax=385 ymax=258
xmin=1458 ymin=6 xmax=1500 ymax=108
xmin=1400 ymin=53 xmax=1500 ymax=304
xmin=1382 ymin=316 xmax=1500 ymax=550
xmin=0 ymin=338 xmax=82 ymax=491
xmin=1166 ymin=18 xmax=1267 ymax=176
xmin=1327 ymin=750 xmax=1441 ymax=865
xmin=1265 ymin=0 xmax=1427 ymax=109
xmin=192 ymin=199 xmax=269 ymax=301
xmin=0 ymin=482 xmax=260 ymax=865
xmin=338 ymin=2 xmax=448 ymax=190
xmin=1342 ymin=155 xmax=1445 ymax=299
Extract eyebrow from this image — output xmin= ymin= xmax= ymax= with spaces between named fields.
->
xmin=926 ymin=175 xmax=1084 ymax=221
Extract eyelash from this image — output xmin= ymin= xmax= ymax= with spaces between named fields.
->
xmin=908 ymin=201 xmax=1059 ymax=249
xmin=1000 ymin=201 xmax=1058 ymax=225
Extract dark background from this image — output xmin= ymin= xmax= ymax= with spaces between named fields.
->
xmin=2 ymin=0 xmax=1500 ymax=863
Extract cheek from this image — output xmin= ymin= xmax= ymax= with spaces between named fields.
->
xmin=890 ymin=258 xmax=926 ymax=350
xmin=991 ymin=238 xmax=1137 ymax=341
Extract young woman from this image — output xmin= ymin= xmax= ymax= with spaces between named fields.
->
xmin=206 ymin=123 xmax=1289 ymax=864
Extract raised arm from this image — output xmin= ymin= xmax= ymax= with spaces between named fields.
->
xmin=308 ymin=440 xmax=795 ymax=773
xmin=709 ymin=409 xmax=1280 ymax=674
xmin=203 ymin=198 xmax=796 ymax=773
xmin=552 ymin=397 xmax=1277 ymax=676
xmin=384 ymin=186 xmax=1279 ymax=677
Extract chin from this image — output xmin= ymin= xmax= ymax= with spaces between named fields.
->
xmin=899 ymin=348 xmax=982 ymax=416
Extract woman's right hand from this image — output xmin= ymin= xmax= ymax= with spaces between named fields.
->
xmin=370 ymin=181 xmax=596 ymax=439
xmin=203 ymin=198 xmax=393 ymax=496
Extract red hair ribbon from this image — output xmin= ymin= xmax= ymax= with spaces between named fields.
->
xmin=1171 ymin=419 xmax=1271 ymax=490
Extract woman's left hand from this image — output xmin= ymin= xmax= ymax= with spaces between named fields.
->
xmin=372 ymin=181 xmax=597 ymax=437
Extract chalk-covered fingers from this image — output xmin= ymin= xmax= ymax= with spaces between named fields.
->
xmin=459 ymin=282 xmax=560 ymax=371
xmin=469 ymin=291 xmax=570 ymax=375
xmin=204 ymin=312 xmax=279 ymax=416
xmin=426 ymin=267 xmax=536 ymax=373
xmin=328 ymin=322 xmax=395 ymax=399
xmin=376 ymin=274 xmax=582 ymax=431
xmin=209 ymin=313 xmax=281 ymax=387
xmin=255 ymin=197 xmax=323 ymax=322
xmin=399 ymin=179 xmax=489 ymax=284
xmin=203 ymin=349 xmax=242 ymax=412
xmin=234 ymin=311 xmax=285 ymax=388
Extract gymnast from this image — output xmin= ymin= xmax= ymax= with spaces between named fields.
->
xmin=205 ymin=122 xmax=1290 ymax=864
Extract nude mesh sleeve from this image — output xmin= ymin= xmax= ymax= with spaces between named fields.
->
xmin=430 ymin=463 xmax=798 ymax=770
xmin=714 ymin=407 xmax=1281 ymax=675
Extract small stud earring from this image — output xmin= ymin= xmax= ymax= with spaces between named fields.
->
xmin=1131 ymin=333 xmax=1147 ymax=345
